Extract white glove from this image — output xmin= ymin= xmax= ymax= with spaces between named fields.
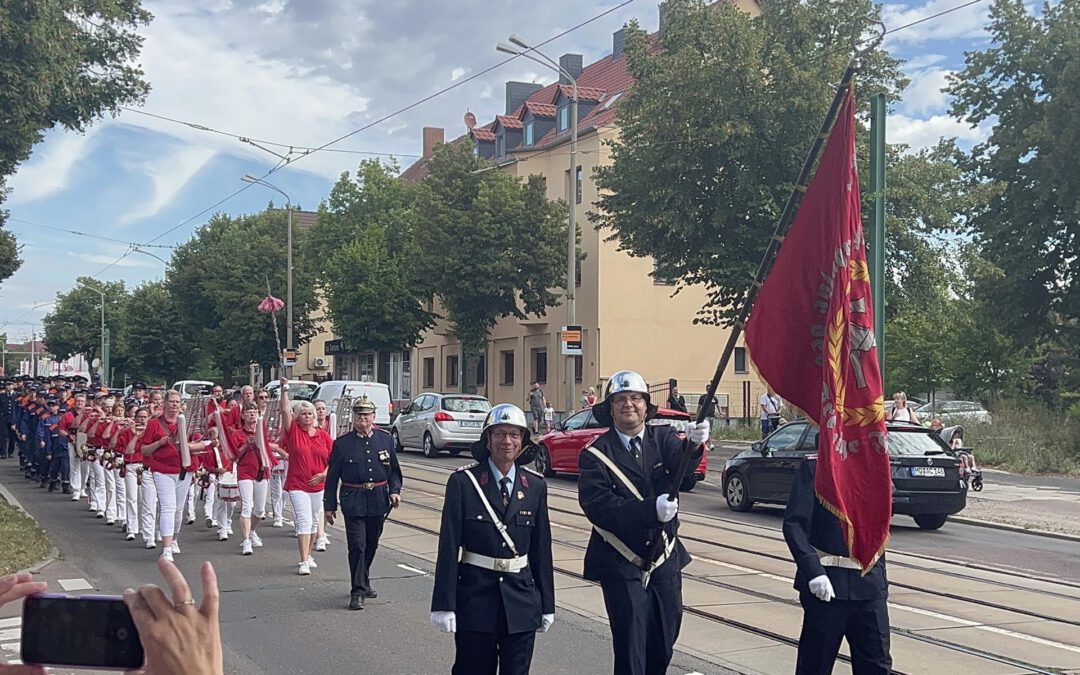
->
xmin=539 ymin=613 xmax=555 ymax=633
xmin=808 ymin=575 xmax=835 ymax=602
xmin=430 ymin=610 xmax=457 ymax=633
xmin=655 ymin=494 xmax=678 ymax=523
xmin=689 ymin=420 xmax=710 ymax=445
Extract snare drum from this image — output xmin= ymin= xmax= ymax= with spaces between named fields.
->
xmin=218 ymin=471 xmax=240 ymax=503
xmin=271 ymin=460 xmax=287 ymax=477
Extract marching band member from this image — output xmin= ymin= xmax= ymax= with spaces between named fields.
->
xmin=278 ymin=379 xmax=332 ymax=576
xmin=59 ymin=393 xmax=86 ymax=501
xmin=39 ymin=398 xmax=65 ymax=493
xmin=227 ymin=401 xmax=278 ymax=556
xmin=313 ymin=398 xmax=332 ymax=551
xmin=138 ymin=409 xmax=161 ymax=550
xmin=82 ymin=393 xmax=109 ymax=515
xmin=205 ymin=423 xmax=238 ymax=542
xmin=103 ymin=400 xmax=129 ymax=526
xmin=117 ymin=406 xmax=148 ymax=542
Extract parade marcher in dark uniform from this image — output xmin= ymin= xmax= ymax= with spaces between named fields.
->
xmin=578 ymin=370 xmax=709 ymax=675
xmin=782 ymin=456 xmax=892 ymax=674
xmin=40 ymin=398 xmax=69 ymax=493
xmin=324 ymin=396 xmax=403 ymax=610
xmin=430 ymin=403 xmax=555 ymax=675
xmin=1 ymin=379 xmax=17 ymax=460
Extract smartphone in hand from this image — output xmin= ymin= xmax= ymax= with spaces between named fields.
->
xmin=21 ymin=593 xmax=145 ymax=670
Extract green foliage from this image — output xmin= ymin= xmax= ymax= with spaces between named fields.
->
xmin=114 ymin=281 xmax=197 ymax=383
xmin=168 ymin=210 xmax=318 ymax=378
xmin=965 ymin=400 xmax=1080 ymax=476
xmin=592 ymin=0 xmax=906 ymax=324
xmin=305 ymin=160 xmax=434 ymax=353
xmin=947 ymin=0 xmax=1080 ymax=342
xmin=0 ymin=0 xmax=152 ymax=284
xmin=42 ymin=277 xmax=127 ymax=365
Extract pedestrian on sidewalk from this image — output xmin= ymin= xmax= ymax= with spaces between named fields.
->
xmin=324 ymin=395 xmax=402 ymax=610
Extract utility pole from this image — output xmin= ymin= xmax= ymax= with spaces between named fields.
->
xmin=869 ymin=93 xmax=887 ymax=384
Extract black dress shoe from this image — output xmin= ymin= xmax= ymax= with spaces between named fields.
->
xmin=348 ymin=595 xmax=364 ymax=611
xmin=364 ymin=589 xmax=378 ymax=599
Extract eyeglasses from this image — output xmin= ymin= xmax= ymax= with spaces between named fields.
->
xmin=257 ymin=395 xmax=269 ymax=400
xmin=491 ymin=430 xmax=523 ymax=441
xmin=612 ymin=394 xmax=646 ymax=405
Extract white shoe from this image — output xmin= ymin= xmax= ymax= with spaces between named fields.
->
xmin=218 ymin=531 xmax=229 ymax=541
xmin=272 ymin=519 xmax=283 ymax=528
xmin=315 ymin=537 xmax=328 ymax=551
xmin=205 ymin=517 xmax=215 ymax=529
xmin=306 ymin=556 xmax=317 ymax=569
xmin=297 ymin=561 xmax=310 ymax=576
xmin=241 ymin=539 xmax=253 ymax=556
xmin=106 ymin=519 xmax=115 ymax=526
xmin=71 ymin=492 xmax=81 ymax=501
xmin=160 ymin=548 xmax=174 ymax=562
xmin=170 ymin=541 xmax=180 ymax=554
xmin=186 ymin=517 xmax=196 ymax=525
xmin=249 ymin=532 xmax=263 ymax=547
xmin=96 ymin=511 xmax=104 ymax=519
xmin=144 ymin=541 xmax=157 ymax=549
xmin=126 ymin=532 xmax=136 ymax=541
xmin=225 ymin=527 xmax=234 ymax=536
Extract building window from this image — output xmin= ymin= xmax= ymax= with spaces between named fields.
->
xmin=496 ymin=134 xmax=505 ymax=157
xmin=473 ymin=142 xmax=479 ymax=156
xmin=531 ymin=349 xmax=547 ymax=385
xmin=358 ymin=353 xmax=375 ymax=380
xmin=525 ymin=121 xmax=534 ymax=146
xmin=423 ymin=358 xmax=434 ymax=388
xmin=575 ymin=165 xmax=583 ymax=204
xmin=475 ymin=354 xmax=487 ymax=386
xmin=558 ymin=105 xmax=569 ymax=131
xmin=501 ymin=350 xmax=515 ymax=385
xmin=446 ymin=355 xmax=459 ymax=388
xmin=574 ymin=355 xmax=583 ymax=383
xmin=734 ymin=347 xmax=748 ymax=374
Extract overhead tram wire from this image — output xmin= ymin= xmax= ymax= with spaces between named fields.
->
xmin=7 ymin=218 xmax=175 ymax=249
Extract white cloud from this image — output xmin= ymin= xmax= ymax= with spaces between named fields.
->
xmin=901 ymin=67 xmax=954 ymax=117
xmin=451 ymin=67 xmax=467 ymax=81
xmin=68 ymin=252 xmax=157 ymax=269
xmin=7 ymin=128 xmax=102 ymax=205
xmin=888 ymin=113 xmax=990 ymax=152
xmin=118 ymin=144 xmax=217 ymax=225
xmin=882 ymin=0 xmax=991 ymax=45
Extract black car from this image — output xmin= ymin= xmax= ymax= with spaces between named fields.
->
xmin=721 ymin=420 xmax=967 ymax=530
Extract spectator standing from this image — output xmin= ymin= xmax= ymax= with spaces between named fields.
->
xmin=759 ymin=387 xmax=783 ymax=438
xmin=886 ymin=392 xmax=920 ymax=425
xmin=543 ymin=404 xmax=555 ymax=433
xmin=667 ymin=385 xmax=687 ymax=413
xmin=527 ymin=381 xmax=547 ymax=435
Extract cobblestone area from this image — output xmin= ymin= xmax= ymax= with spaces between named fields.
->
xmin=960 ymin=496 xmax=1080 ymax=538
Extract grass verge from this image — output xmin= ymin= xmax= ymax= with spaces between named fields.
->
xmin=0 ymin=500 xmax=52 ymax=575
xmin=966 ymin=401 xmax=1080 ymax=476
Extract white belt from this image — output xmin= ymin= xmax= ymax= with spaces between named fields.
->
xmin=460 ymin=550 xmax=528 ymax=573
xmin=815 ymin=548 xmax=862 ymax=570
xmin=594 ymin=525 xmax=677 ymax=572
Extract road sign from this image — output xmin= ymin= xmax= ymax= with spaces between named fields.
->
xmin=560 ymin=325 xmax=582 ymax=356
xmin=282 ymin=348 xmax=297 ymax=367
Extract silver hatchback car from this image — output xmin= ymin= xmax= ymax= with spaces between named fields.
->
xmin=391 ymin=393 xmax=492 ymax=457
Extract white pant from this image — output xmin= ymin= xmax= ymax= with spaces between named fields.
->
xmin=105 ymin=466 xmax=121 ymax=521
xmin=88 ymin=461 xmax=106 ymax=511
xmin=123 ymin=465 xmax=141 ymax=534
xmin=288 ymin=489 xmax=324 ymax=535
xmin=153 ymin=472 xmax=192 ymax=539
xmin=185 ymin=481 xmax=198 ymax=521
xmin=204 ymin=477 xmax=217 ymax=520
xmin=139 ymin=470 xmax=158 ymax=544
xmin=67 ymin=445 xmax=81 ymax=490
xmin=238 ymin=479 xmax=268 ymax=519
xmin=214 ymin=497 xmax=235 ymax=535
xmin=270 ymin=469 xmax=286 ymax=521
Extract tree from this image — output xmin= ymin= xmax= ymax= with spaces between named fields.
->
xmin=113 ymin=281 xmax=197 ymax=384
xmin=42 ymin=277 xmax=127 ymax=367
xmin=415 ymin=143 xmax=566 ymax=390
xmin=0 ymin=1 xmax=153 ymax=284
xmin=592 ymin=0 xmax=906 ymax=324
xmin=947 ymin=0 xmax=1080 ymax=343
xmin=305 ymin=160 xmax=434 ymax=354
xmin=168 ymin=210 xmax=319 ymax=380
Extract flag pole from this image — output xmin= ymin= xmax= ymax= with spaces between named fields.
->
xmin=643 ymin=28 xmax=885 ymax=583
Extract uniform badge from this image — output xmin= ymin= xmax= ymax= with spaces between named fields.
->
xmin=516 ymin=491 xmax=524 ymax=500
xmin=480 ymin=472 xmax=489 ymax=486
xmin=520 ymin=473 xmax=529 ymax=488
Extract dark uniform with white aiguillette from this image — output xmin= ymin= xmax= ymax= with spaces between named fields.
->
xmin=432 ymin=461 xmax=555 ymax=675
xmin=578 ymin=424 xmax=703 ymax=675
xmin=323 ymin=425 xmax=402 ymax=605
xmin=783 ymin=457 xmax=891 ymax=674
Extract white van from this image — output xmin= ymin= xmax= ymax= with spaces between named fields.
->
xmin=311 ymin=380 xmax=393 ymax=426
xmin=171 ymin=380 xmax=214 ymax=400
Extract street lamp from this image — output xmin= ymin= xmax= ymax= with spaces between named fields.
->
xmin=130 ymin=247 xmax=169 ymax=268
xmin=242 ymin=174 xmax=294 ymax=376
xmin=497 ymin=35 xmax=579 ymax=413
xmin=76 ymin=279 xmax=107 ymax=386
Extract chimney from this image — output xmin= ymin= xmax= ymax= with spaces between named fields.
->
xmin=505 ymin=81 xmax=543 ymax=114
xmin=659 ymin=1 xmax=669 ymax=39
xmin=559 ymin=53 xmax=583 ymax=84
xmin=422 ymin=127 xmax=443 ymax=159
xmin=613 ymin=28 xmax=626 ymax=59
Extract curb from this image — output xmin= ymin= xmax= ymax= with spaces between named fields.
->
xmin=0 ymin=477 xmax=61 ymax=574
xmin=949 ymin=515 xmax=1080 ymax=543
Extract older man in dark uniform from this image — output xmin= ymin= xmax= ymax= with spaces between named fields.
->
xmin=324 ymin=395 xmax=402 ymax=611
xmin=783 ymin=456 xmax=892 ymax=674
xmin=430 ymin=403 xmax=555 ymax=675
xmin=578 ymin=370 xmax=709 ymax=675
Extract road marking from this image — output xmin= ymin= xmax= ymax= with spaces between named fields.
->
xmin=892 ymin=603 xmax=1080 ymax=654
xmin=1 ymin=641 xmax=19 ymax=652
xmin=397 ymin=564 xmax=428 ymax=576
xmin=0 ymin=618 xmax=18 ymax=629
xmin=0 ymin=629 xmax=18 ymax=642
xmin=58 ymin=578 xmax=93 ymax=591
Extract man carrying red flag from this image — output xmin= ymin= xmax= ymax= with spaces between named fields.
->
xmin=745 ymin=85 xmax=892 ymax=674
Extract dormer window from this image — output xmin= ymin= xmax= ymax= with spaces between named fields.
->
xmin=558 ymin=105 xmax=569 ymax=132
xmin=496 ymin=134 xmax=505 ymax=157
xmin=525 ymin=121 xmax=534 ymax=146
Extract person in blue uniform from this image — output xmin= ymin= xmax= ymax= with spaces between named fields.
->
xmin=782 ymin=456 xmax=892 ymax=674
xmin=39 ymin=398 xmax=70 ymax=493
xmin=0 ymin=379 xmax=16 ymax=460
xmin=324 ymin=396 xmax=403 ymax=610
xmin=430 ymin=403 xmax=555 ymax=675
xmin=578 ymin=370 xmax=710 ymax=675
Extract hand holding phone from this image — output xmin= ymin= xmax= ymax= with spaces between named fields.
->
xmin=21 ymin=593 xmax=144 ymax=670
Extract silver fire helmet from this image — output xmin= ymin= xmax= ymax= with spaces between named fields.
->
xmin=593 ymin=370 xmax=658 ymax=426
xmin=470 ymin=403 xmax=537 ymax=465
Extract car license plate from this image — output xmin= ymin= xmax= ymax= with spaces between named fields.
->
xmin=910 ymin=466 xmax=945 ymax=477
xmin=460 ymin=421 xmax=482 ymax=428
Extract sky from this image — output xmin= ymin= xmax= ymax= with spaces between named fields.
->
xmin=1 ymin=0 xmax=1000 ymax=341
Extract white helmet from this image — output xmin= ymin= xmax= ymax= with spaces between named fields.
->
xmin=470 ymin=403 xmax=537 ymax=465
xmin=593 ymin=370 xmax=658 ymax=426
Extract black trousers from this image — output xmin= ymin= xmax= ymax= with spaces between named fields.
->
xmin=1 ymin=426 xmax=15 ymax=458
xmin=344 ymin=515 xmax=385 ymax=596
xmin=453 ymin=593 xmax=536 ymax=675
xmin=48 ymin=452 xmax=70 ymax=485
xmin=796 ymin=594 xmax=892 ymax=675
xmin=599 ymin=569 xmax=683 ymax=675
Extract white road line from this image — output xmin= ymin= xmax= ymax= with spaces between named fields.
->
xmin=1 ymin=641 xmax=19 ymax=652
xmin=892 ymin=603 xmax=1080 ymax=655
xmin=0 ymin=618 xmax=18 ymax=629
xmin=397 ymin=564 xmax=428 ymax=576
xmin=58 ymin=578 xmax=93 ymax=591
xmin=0 ymin=629 xmax=19 ymax=642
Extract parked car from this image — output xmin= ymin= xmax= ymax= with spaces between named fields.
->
xmin=391 ymin=393 xmax=491 ymax=457
xmin=309 ymin=380 xmax=393 ymax=426
xmin=721 ymin=420 xmax=967 ymax=529
xmin=265 ymin=379 xmax=318 ymax=402
xmin=533 ymin=407 xmax=709 ymax=491
xmin=171 ymin=380 xmax=213 ymax=399
xmin=915 ymin=400 xmax=992 ymax=426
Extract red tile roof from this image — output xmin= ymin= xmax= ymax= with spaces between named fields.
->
xmin=495 ymin=115 xmax=523 ymax=130
xmin=470 ymin=124 xmax=496 ymax=141
xmin=519 ymin=101 xmax=556 ymax=119
xmin=549 ymin=84 xmax=607 ymax=103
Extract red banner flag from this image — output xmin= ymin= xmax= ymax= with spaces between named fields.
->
xmin=744 ymin=88 xmax=890 ymax=572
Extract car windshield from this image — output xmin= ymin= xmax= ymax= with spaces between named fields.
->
xmin=290 ymin=383 xmax=318 ymax=401
xmin=442 ymin=397 xmax=491 ymax=413
xmin=888 ymin=429 xmax=950 ymax=456
xmin=649 ymin=414 xmax=691 ymax=433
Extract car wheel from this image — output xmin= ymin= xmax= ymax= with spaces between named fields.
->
xmin=535 ymin=445 xmax=555 ymax=478
xmin=913 ymin=514 xmax=948 ymax=530
xmin=680 ymin=478 xmax=698 ymax=493
xmin=391 ymin=429 xmax=403 ymax=452
xmin=724 ymin=473 xmax=754 ymax=512
xmin=422 ymin=433 xmax=439 ymax=458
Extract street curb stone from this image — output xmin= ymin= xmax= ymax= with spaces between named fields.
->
xmin=950 ymin=514 xmax=1080 ymax=543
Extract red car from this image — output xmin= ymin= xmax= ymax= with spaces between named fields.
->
xmin=534 ymin=407 xmax=709 ymax=491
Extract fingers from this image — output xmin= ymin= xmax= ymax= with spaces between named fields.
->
xmin=156 ymin=558 xmax=194 ymax=611
xmin=124 ymin=587 xmax=158 ymax=628
xmin=199 ymin=561 xmax=219 ymax=621
xmin=136 ymin=584 xmax=172 ymax=620
xmin=0 ymin=664 xmax=48 ymax=675
xmin=0 ymin=573 xmax=46 ymax=606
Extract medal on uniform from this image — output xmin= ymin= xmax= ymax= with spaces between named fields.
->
xmin=516 ymin=491 xmax=524 ymax=500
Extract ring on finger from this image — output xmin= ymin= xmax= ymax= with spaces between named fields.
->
xmin=174 ymin=599 xmax=196 ymax=609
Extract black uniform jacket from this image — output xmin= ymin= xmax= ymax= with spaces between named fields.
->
xmin=431 ymin=462 xmax=556 ymax=635
xmin=324 ymin=428 xmax=402 ymax=519
xmin=782 ymin=458 xmax=888 ymax=601
xmin=578 ymin=425 xmax=703 ymax=583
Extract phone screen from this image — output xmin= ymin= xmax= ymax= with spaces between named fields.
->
xmin=21 ymin=594 xmax=145 ymax=669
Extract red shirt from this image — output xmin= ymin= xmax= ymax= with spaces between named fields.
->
xmin=59 ymin=411 xmax=78 ymax=438
xmin=228 ymin=425 xmax=277 ymax=481
xmin=115 ymin=428 xmax=142 ymax=461
xmin=282 ymin=423 xmax=331 ymax=493
xmin=140 ymin=417 xmax=190 ymax=475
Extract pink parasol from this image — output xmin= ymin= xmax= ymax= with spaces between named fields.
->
xmin=260 ymin=277 xmax=285 ymax=366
